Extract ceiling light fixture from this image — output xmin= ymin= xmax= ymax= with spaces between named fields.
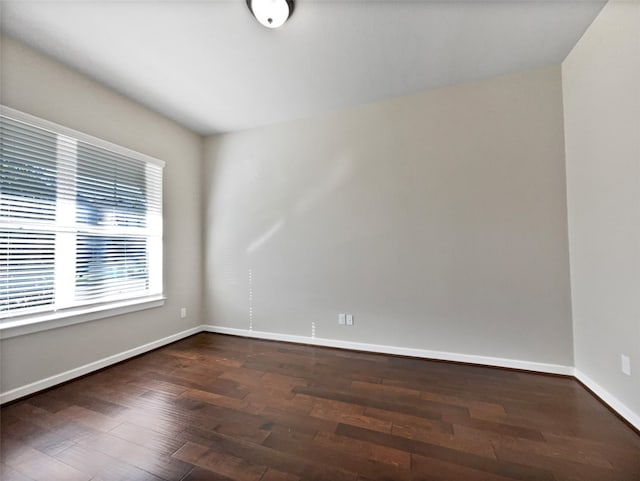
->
xmin=246 ymin=0 xmax=294 ymax=29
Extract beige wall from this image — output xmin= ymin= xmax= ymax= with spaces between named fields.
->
xmin=203 ymin=65 xmax=574 ymax=366
xmin=3 ymin=2 xmax=635 ymax=424
xmin=0 ymin=1 xmax=635 ymax=425
xmin=563 ymin=0 xmax=640 ymax=418
xmin=0 ymin=36 xmax=203 ymax=393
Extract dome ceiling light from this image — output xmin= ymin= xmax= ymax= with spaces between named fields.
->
xmin=246 ymin=0 xmax=294 ymax=29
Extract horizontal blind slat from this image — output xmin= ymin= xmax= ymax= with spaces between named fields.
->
xmin=1 ymin=109 xmax=163 ymax=319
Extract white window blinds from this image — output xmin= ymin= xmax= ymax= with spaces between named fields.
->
xmin=0 ymin=107 xmax=164 ymax=321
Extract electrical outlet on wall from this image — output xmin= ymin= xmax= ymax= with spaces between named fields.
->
xmin=180 ymin=307 xmax=187 ymax=319
xmin=621 ymin=354 xmax=631 ymax=376
xmin=338 ymin=313 xmax=346 ymax=325
xmin=346 ymin=314 xmax=354 ymax=326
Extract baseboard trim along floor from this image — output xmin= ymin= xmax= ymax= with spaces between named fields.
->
xmin=0 ymin=326 xmax=202 ymax=404
xmin=203 ymin=325 xmax=573 ymax=375
xmin=204 ymin=325 xmax=639 ymax=432
xmin=2 ymin=323 xmax=638 ymax=432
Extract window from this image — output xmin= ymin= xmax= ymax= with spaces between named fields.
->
xmin=0 ymin=106 xmax=164 ymax=330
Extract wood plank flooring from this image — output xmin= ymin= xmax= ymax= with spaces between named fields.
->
xmin=1 ymin=333 xmax=639 ymax=481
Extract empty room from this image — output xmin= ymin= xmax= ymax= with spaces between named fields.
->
xmin=0 ymin=0 xmax=638 ymax=480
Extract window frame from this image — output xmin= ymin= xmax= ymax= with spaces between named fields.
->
xmin=0 ymin=106 xmax=165 ymax=339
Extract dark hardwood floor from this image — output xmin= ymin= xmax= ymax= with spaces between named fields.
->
xmin=1 ymin=333 xmax=639 ymax=481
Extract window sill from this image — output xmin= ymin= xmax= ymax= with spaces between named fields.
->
xmin=0 ymin=296 xmax=166 ymax=339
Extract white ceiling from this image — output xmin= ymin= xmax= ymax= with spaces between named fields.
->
xmin=1 ymin=0 xmax=605 ymax=135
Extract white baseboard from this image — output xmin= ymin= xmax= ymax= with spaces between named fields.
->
xmin=0 ymin=326 xmax=202 ymax=404
xmin=3 ymin=323 xmax=637 ymax=434
xmin=574 ymin=368 xmax=640 ymax=431
xmin=202 ymin=325 xmax=574 ymax=376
